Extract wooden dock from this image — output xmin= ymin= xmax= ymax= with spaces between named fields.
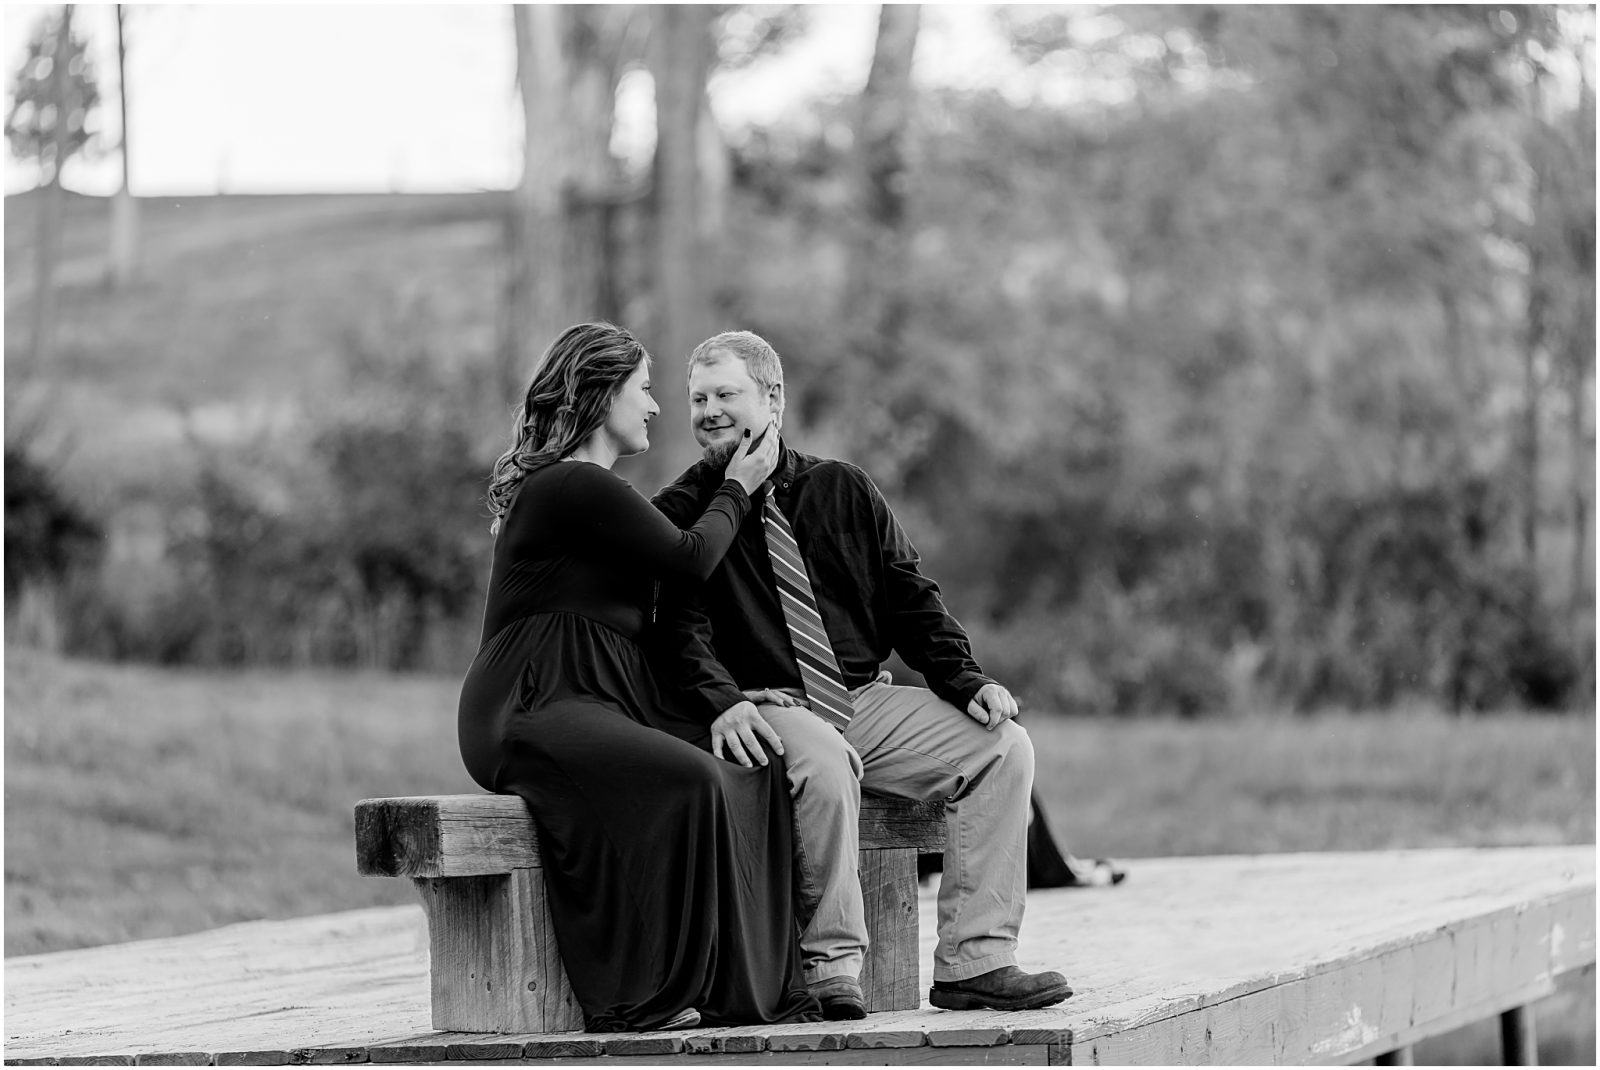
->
xmin=5 ymin=846 xmax=1592 ymax=1065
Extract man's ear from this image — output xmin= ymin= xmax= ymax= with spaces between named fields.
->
xmin=769 ymin=383 xmax=785 ymax=428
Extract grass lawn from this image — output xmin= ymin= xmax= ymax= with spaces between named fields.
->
xmin=4 ymin=645 xmax=1594 ymax=1061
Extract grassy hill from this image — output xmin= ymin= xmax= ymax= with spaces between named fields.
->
xmin=5 ymin=189 xmax=509 ymax=494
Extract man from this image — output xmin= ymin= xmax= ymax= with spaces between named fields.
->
xmin=650 ymin=330 xmax=1071 ymax=1019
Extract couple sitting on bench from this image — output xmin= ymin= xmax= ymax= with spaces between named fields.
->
xmin=456 ymin=324 xmax=1073 ymax=1033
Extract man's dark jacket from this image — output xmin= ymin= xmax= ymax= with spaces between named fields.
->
xmin=648 ymin=441 xmax=995 ymax=722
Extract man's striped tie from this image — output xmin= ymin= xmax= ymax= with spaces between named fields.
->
xmin=762 ymin=494 xmax=854 ymax=731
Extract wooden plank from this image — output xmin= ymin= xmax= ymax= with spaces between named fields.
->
xmin=1338 ymin=979 xmax=1556 ymax=1065
xmin=858 ymin=795 xmax=947 ymax=852
xmin=604 ymin=1036 xmax=686 ymax=1056
xmin=522 ymin=1037 xmax=604 ymax=1059
xmin=930 ymin=1028 xmax=1010 ymax=1047
xmin=1010 ymin=1029 xmax=1071 ymax=1046
xmin=1078 ymin=926 xmax=1569 ymax=1067
xmin=844 ymin=1031 xmax=925 ymax=1048
xmin=293 ymin=1046 xmax=370 ymax=1063
xmin=859 ymin=848 xmax=921 ymax=1012
xmin=767 ymin=1032 xmax=846 ymax=1051
xmin=355 ymin=796 xmax=538 ymax=878
xmin=1547 ymin=888 xmax=1597 ymax=974
xmin=366 ymin=1042 xmax=442 ymax=1062
xmin=451 ymin=1046 xmax=1051 ymax=1066
xmin=355 ymin=795 xmax=944 ymax=879
xmin=442 ymin=1041 xmax=524 ymax=1060
xmin=415 ymin=869 xmax=582 ymax=1033
xmin=682 ymin=1034 xmax=768 ymax=1054
xmin=215 ymin=1052 xmax=293 ymax=1066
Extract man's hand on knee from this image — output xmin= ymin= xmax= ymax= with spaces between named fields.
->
xmin=741 ymin=687 xmax=808 ymax=710
xmin=711 ymin=700 xmax=786 ymax=767
xmin=966 ymin=683 xmax=1019 ymax=730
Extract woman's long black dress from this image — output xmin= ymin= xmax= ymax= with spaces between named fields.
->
xmin=457 ymin=460 xmax=818 ymax=1033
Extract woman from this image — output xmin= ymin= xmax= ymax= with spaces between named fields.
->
xmin=457 ymin=322 xmax=819 ymax=1033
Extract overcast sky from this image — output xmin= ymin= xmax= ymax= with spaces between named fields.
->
xmin=1 ymin=3 xmax=1027 ymax=196
xmin=9 ymin=4 xmax=1588 ymax=198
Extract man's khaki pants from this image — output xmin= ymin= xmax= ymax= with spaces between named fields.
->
xmin=758 ymin=680 xmax=1035 ymax=985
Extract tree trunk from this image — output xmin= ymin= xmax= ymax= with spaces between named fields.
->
xmin=847 ymin=4 xmax=922 ymax=373
xmin=1567 ymin=79 xmax=1596 ymax=708
xmin=1520 ymin=72 xmax=1549 ymax=577
xmin=560 ymin=6 xmax=616 ymax=324
xmin=503 ymin=5 xmax=619 ymax=405
xmin=109 ymin=3 xmax=138 ymax=287
xmin=29 ymin=5 xmax=76 ymax=368
xmin=697 ymin=86 xmax=728 ymax=240
xmin=1569 ymin=343 xmax=1592 ymax=704
xmin=1522 ymin=257 xmax=1544 ymax=574
xmin=632 ymin=4 xmax=714 ymax=491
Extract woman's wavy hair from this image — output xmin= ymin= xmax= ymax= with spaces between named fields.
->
xmin=485 ymin=322 xmax=649 ymax=534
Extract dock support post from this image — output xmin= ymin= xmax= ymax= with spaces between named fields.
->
xmin=1500 ymin=1004 xmax=1538 ymax=1065
xmin=1376 ymin=1045 xmax=1414 ymax=1065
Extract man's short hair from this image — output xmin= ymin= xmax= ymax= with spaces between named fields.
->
xmin=687 ymin=330 xmax=785 ymax=399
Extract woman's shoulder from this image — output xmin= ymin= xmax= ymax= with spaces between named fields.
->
xmin=533 ymin=459 xmax=634 ymax=502
xmin=505 ymin=459 xmax=613 ymax=512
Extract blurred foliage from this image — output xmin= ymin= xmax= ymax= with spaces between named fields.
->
xmin=713 ymin=5 xmax=809 ymax=71
xmin=5 ymin=4 xmax=1592 ymax=714
xmin=3 ymin=442 xmax=102 ymax=598
xmin=4 ymin=7 xmax=100 ymax=185
xmin=53 ymin=300 xmax=497 ymax=671
xmin=718 ymin=3 xmax=1592 ymax=713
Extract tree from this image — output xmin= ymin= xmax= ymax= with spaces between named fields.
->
xmin=108 ymin=4 xmax=137 ymax=287
xmin=847 ymin=4 xmax=921 ymax=374
xmin=1521 ymin=23 xmax=1596 ymax=699
xmin=505 ymin=5 xmax=639 ymax=403
xmin=635 ymin=4 xmax=717 ymax=490
xmin=6 ymin=5 xmax=100 ymax=365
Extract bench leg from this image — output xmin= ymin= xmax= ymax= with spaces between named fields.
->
xmin=859 ymin=847 xmax=921 ymax=1012
xmin=413 ymin=870 xmax=583 ymax=1033
xmin=1500 ymin=1004 xmax=1538 ymax=1066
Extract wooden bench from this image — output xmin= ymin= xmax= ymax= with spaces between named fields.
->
xmin=353 ymin=792 xmax=946 ymax=1033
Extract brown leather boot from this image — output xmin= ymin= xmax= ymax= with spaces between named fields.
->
xmin=929 ymin=966 xmax=1074 ymax=1011
xmin=808 ymin=976 xmax=867 ymax=1020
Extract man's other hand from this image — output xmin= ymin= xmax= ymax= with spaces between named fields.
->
xmin=966 ymin=683 xmax=1019 ymax=730
xmin=741 ymin=688 xmax=806 ymax=709
xmin=711 ymin=701 xmax=786 ymax=767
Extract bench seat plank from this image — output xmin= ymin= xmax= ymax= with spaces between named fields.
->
xmin=356 ymin=796 xmax=539 ymax=879
xmin=356 ymin=793 xmax=947 ymax=879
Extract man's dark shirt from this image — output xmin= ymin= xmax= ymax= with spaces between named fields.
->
xmin=649 ymin=441 xmax=995 ymax=721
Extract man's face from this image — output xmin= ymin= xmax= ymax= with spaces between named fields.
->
xmin=688 ymin=353 xmax=782 ymax=465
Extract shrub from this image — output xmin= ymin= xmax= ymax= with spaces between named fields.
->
xmin=4 ymin=444 xmax=102 ymax=597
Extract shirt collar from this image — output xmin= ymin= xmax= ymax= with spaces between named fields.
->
xmin=773 ymin=436 xmax=797 ymax=488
